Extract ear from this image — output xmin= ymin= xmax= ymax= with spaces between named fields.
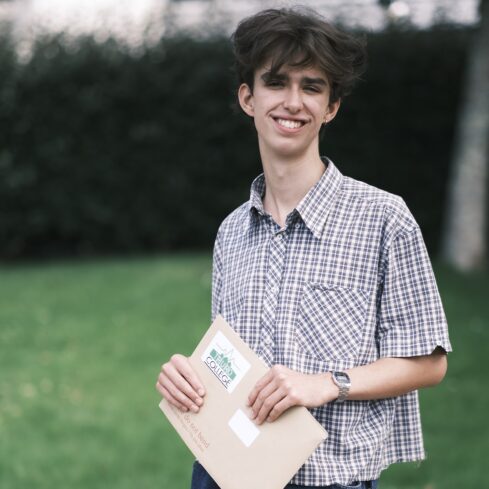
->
xmin=238 ymin=83 xmax=254 ymax=117
xmin=323 ymin=98 xmax=341 ymax=124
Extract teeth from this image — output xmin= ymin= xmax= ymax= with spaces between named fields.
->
xmin=276 ymin=118 xmax=303 ymax=129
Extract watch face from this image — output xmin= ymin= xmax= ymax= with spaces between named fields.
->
xmin=335 ymin=372 xmax=349 ymax=382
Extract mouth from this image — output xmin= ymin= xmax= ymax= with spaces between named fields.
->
xmin=272 ymin=117 xmax=307 ymax=130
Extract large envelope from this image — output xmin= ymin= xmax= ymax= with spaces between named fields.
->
xmin=159 ymin=314 xmax=327 ymax=489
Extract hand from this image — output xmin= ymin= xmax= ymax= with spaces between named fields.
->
xmin=247 ymin=365 xmax=339 ymax=424
xmin=156 ymin=354 xmax=206 ymax=413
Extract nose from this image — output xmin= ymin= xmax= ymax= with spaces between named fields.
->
xmin=283 ymin=86 xmax=303 ymax=113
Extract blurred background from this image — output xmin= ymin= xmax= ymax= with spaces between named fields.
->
xmin=0 ymin=0 xmax=487 ymax=488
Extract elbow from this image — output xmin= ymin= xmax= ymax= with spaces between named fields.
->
xmin=426 ymin=348 xmax=448 ymax=387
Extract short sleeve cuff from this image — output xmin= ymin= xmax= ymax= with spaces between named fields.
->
xmin=378 ymin=328 xmax=453 ymax=358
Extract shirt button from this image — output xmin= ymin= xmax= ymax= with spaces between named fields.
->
xmin=271 ymin=285 xmax=279 ymax=294
xmin=295 ymin=223 xmax=301 ymax=229
xmin=264 ymin=337 xmax=273 ymax=346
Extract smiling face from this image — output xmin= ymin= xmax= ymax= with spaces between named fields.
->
xmin=238 ymin=63 xmax=340 ymax=161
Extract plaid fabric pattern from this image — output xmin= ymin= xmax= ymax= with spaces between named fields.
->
xmin=211 ymin=158 xmax=452 ymax=486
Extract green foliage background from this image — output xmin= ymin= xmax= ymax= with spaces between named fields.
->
xmin=0 ymin=27 xmax=471 ymax=259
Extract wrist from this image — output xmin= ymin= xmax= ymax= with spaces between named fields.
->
xmin=322 ymin=372 xmax=340 ymax=403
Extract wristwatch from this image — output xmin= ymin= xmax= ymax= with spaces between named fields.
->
xmin=331 ymin=371 xmax=351 ymax=403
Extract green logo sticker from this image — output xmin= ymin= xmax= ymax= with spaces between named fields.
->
xmin=202 ymin=331 xmax=250 ymax=393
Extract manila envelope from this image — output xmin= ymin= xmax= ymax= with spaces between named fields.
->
xmin=159 ymin=314 xmax=327 ymax=489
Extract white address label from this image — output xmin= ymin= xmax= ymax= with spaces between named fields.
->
xmin=228 ymin=409 xmax=260 ymax=448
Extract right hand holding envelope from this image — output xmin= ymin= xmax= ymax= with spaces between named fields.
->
xmin=247 ymin=365 xmax=339 ymax=425
xmin=156 ymin=354 xmax=206 ymax=413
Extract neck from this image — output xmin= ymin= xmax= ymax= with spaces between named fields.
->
xmin=259 ymin=146 xmax=326 ymax=228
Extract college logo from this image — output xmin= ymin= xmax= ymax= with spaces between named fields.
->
xmin=201 ymin=331 xmax=250 ymax=393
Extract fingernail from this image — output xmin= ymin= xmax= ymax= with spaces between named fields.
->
xmin=198 ymin=389 xmax=205 ymax=397
xmin=191 ymin=405 xmax=199 ymax=413
xmin=195 ymin=398 xmax=203 ymax=406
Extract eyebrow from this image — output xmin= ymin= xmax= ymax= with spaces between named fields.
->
xmin=303 ymin=77 xmax=328 ymax=86
xmin=260 ymin=71 xmax=328 ymax=86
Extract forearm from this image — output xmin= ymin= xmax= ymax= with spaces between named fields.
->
xmin=337 ymin=348 xmax=448 ymax=401
xmin=246 ymin=349 xmax=447 ymax=424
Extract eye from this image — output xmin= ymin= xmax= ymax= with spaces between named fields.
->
xmin=304 ymin=85 xmax=321 ymax=93
xmin=265 ymin=79 xmax=284 ymax=88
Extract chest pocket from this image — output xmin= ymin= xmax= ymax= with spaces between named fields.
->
xmin=296 ymin=282 xmax=369 ymax=362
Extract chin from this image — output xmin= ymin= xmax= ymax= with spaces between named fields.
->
xmin=274 ymin=144 xmax=310 ymax=159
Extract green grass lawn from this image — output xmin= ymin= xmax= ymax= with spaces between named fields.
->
xmin=0 ymin=254 xmax=487 ymax=489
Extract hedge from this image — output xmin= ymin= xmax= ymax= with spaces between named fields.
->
xmin=0 ymin=26 xmax=472 ymax=259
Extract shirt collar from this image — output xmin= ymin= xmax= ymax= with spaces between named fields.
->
xmin=244 ymin=157 xmax=344 ymax=239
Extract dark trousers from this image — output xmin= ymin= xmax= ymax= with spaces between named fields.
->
xmin=190 ymin=461 xmax=379 ymax=489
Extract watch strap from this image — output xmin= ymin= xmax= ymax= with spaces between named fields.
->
xmin=332 ymin=371 xmax=351 ymax=403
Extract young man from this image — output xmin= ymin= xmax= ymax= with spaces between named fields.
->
xmin=156 ymin=8 xmax=452 ymax=489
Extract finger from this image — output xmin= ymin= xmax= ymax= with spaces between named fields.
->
xmin=159 ymin=372 xmax=201 ymax=412
xmin=250 ymin=378 xmax=278 ymax=419
xmin=163 ymin=362 xmax=204 ymax=407
xmin=172 ymin=355 xmax=206 ymax=397
xmin=247 ymin=370 xmax=273 ymax=406
xmin=255 ymin=388 xmax=286 ymax=425
xmin=157 ymin=383 xmax=189 ymax=412
xmin=266 ymin=395 xmax=295 ymax=422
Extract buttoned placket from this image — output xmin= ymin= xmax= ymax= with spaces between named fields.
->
xmin=257 ymin=210 xmax=302 ymax=367
xmin=257 ymin=216 xmax=289 ymax=366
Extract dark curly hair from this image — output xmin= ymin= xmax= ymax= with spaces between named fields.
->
xmin=231 ymin=7 xmax=367 ymax=103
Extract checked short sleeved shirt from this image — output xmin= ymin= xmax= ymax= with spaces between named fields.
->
xmin=211 ymin=157 xmax=452 ymax=486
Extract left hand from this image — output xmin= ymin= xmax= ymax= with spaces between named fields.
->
xmin=247 ymin=365 xmax=339 ymax=424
